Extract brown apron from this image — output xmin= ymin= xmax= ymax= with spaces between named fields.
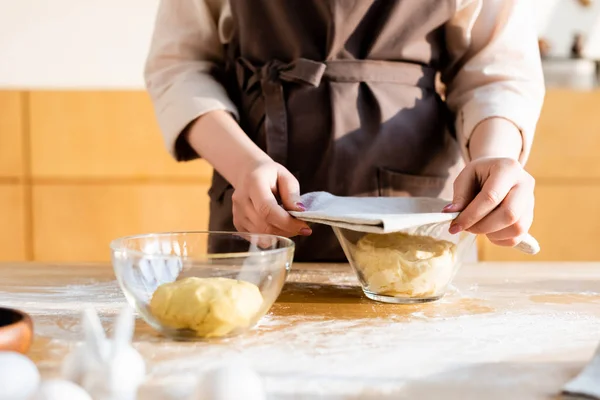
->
xmin=208 ymin=0 xmax=462 ymax=262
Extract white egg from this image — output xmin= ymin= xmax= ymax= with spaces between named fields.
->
xmin=0 ymin=351 xmax=40 ymax=400
xmin=30 ymin=380 xmax=92 ymax=400
xmin=195 ymin=363 xmax=266 ymax=400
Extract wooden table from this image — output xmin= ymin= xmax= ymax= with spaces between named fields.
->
xmin=1 ymin=262 xmax=600 ymax=399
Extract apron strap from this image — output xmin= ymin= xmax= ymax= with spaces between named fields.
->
xmin=236 ymin=58 xmax=436 ymax=166
xmin=325 ymin=60 xmax=436 ymax=88
xmin=237 ymin=57 xmax=326 ymax=166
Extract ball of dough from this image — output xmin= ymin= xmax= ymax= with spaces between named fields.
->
xmin=150 ymin=277 xmax=264 ymax=338
xmin=352 ymin=232 xmax=457 ymax=297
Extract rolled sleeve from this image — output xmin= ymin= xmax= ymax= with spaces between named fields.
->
xmin=144 ymin=0 xmax=238 ymax=161
xmin=444 ymin=0 xmax=545 ymax=164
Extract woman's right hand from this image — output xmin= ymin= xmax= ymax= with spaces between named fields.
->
xmin=232 ymin=161 xmax=312 ymax=237
xmin=183 ymin=111 xmax=312 ymax=237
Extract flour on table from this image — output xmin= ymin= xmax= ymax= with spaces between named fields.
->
xmin=3 ymin=267 xmax=600 ymax=399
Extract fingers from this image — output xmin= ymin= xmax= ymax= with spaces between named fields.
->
xmin=249 ymin=180 xmax=309 ymax=234
xmin=451 ymin=161 xmax=519 ymax=233
xmin=486 ymin=197 xmax=534 ymax=247
xmin=277 ymin=169 xmax=305 ymax=212
xmin=467 ymin=183 xmax=532 ymax=236
xmin=234 ymin=202 xmax=298 ymax=237
xmin=448 ymin=158 xmax=536 ymax=247
xmin=232 ymin=165 xmax=311 ymax=237
xmin=481 ymin=219 xmax=529 ymax=242
xmin=443 ymin=163 xmax=479 ymax=213
xmin=489 ymin=238 xmax=523 ymax=247
xmin=245 ymin=200 xmax=299 ymax=237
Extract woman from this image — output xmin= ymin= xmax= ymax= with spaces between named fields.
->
xmin=145 ymin=0 xmax=544 ymax=261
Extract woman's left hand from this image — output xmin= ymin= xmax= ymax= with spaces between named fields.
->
xmin=443 ymin=157 xmax=535 ymax=247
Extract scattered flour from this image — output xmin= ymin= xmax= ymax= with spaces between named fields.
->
xmin=2 ymin=266 xmax=600 ymax=399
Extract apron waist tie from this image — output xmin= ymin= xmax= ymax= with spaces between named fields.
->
xmin=236 ymin=57 xmax=436 ymax=166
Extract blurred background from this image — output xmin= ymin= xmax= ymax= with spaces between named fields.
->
xmin=0 ymin=0 xmax=599 ymax=263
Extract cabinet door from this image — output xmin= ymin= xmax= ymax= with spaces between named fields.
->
xmin=33 ymin=183 xmax=211 ymax=262
xmin=0 ymin=185 xmax=27 ymax=261
xmin=29 ymin=91 xmax=213 ymax=180
xmin=0 ymin=91 xmax=25 ymax=179
xmin=479 ymin=185 xmax=600 ymax=262
xmin=527 ymin=90 xmax=600 ymax=180
xmin=478 ymin=90 xmax=600 ymax=261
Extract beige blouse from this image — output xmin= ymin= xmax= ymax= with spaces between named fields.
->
xmin=144 ymin=0 xmax=545 ymax=163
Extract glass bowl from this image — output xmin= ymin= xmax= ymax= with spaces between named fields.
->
xmin=333 ymin=222 xmax=476 ymax=304
xmin=110 ymin=232 xmax=294 ymax=340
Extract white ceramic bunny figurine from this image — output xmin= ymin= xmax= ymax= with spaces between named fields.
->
xmin=61 ymin=305 xmax=146 ymax=400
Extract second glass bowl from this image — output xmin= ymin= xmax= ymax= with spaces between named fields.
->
xmin=333 ymin=222 xmax=476 ymax=304
xmin=111 ymin=231 xmax=294 ymax=340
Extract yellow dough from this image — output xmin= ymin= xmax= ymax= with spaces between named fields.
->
xmin=352 ymin=232 xmax=457 ymax=297
xmin=150 ymin=277 xmax=264 ymax=338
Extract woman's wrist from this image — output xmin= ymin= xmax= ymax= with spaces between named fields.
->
xmin=186 ymin=110 xmax=272 ymax=188
xmin=467 ymin=117 xmax=523 ymax=162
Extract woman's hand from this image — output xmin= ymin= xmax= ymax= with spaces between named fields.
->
xmin=232 ymin=161 xmax=312 ymax=237
xmin=183 ymin=111 xmax=311 ymax=238
xmin=444 ymin=157 xmax=535 ymax=247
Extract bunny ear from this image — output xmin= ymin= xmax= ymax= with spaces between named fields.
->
xmin=110 ymin=304 xmax=135 ymax=358
xmin=82 ymin=307 xmax=107 ymax=362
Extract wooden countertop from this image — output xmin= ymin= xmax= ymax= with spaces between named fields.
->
xmin=1 ymin=262 xmax=600 ymax=399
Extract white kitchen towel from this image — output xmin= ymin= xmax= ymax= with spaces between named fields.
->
xmin=563 ymin=342 xmax=600 ymax=399
xmin=289 ymin=192 xmax=457 ymax=233
xmin=288 ymin=192 xmax=540 ymax=255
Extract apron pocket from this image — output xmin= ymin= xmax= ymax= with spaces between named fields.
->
xmin=377 ymin=168 xmax=447 ymax=198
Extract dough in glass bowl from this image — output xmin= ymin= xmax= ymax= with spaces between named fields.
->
xmin=150 ymin=277 xmax=263 ymax=338
xmin=352 ymin=232 xmax=457 ymax=297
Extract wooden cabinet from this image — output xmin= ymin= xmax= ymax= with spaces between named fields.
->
xmin=0 ymin=92 xmax=28 ymax=261
xmin=0 ymin=185 xmax=27 ymax=261
xmin=527 ymin=90 xmax=600 ymax=179
xmin=479 ymin=185 xmax=600 ymax=261
xmin=0 ymin=89 xmax=599 ymax=262
xmin=1 ymin=90 xmax=215 ymax=262
xmin=32 ymin=183 xmax=210 ymax=262
xmin=0 ymin=91 xmax=25 ymax=179
xmin=479 ymin=90 xmax=600 ymax=261
xmin=25 ymin=91 xmax=214 ymax=261
xmin=29 ymin=91 xmax=212 ymax=180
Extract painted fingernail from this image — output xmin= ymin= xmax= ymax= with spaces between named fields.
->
xmin=442 ymin=203 xmax=456 ymax=212
xmin=449 ymin=224 xmax=463 ymax=235
xmin=299 ymin=228 xmax=312 ymax=236
xmin=296 ymin=202 xmax=306 ymax=211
